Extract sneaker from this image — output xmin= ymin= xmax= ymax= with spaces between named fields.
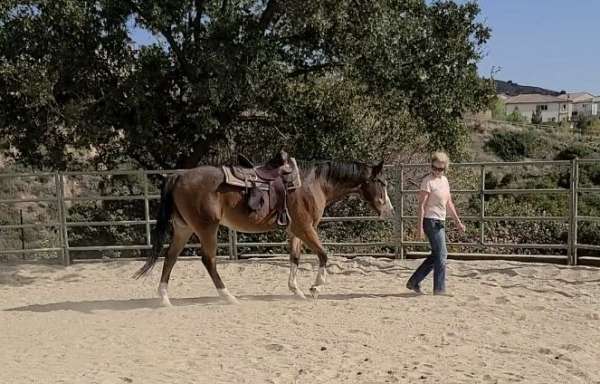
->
xmin=406 ymin=281 xmax=423 ymax=294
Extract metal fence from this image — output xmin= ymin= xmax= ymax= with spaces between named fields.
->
xmin=1 ymin=160 xmax=598 ymax=265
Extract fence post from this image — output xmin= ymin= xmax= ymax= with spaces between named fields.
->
xmin=56 ymin=173 xmax=70 ymax=265
xmin=19 ymin=209 xmax=25 ymax=254
xmin=142 ymin=171 xmax=152 ymax=250
xmin=574 ymin=159 xmax=579 ymax=266
xmin=398 ymin=164 xmax=405 ymax=259
xmin=228 ymin=229 xmax=238 ymax=260
xmin=568 ymin=159 xmax=579 ymax=266
xmin=480 ymin=165 xmax=486 ymax=246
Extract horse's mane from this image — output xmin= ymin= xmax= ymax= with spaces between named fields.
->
xmin=300 ymin=160 xmax=370 ymax=185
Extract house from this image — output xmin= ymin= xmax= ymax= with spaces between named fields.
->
xmin=504 ymin=94 xmax=572 ymax=123
xmin=558 ymin=92 xmax=597 ymax=118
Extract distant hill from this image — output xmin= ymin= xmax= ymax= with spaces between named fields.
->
xmin=494 ymin=80 xmax=560 ymax=96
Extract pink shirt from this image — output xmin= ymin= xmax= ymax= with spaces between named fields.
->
xmin=420 ymin=174 xmax=450 ymax=220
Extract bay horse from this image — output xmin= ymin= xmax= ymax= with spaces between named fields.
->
xmin=134 ymin=159 xmax=395 ymax=305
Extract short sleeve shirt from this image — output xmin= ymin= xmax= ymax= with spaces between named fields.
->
xmin=420 ymin=175 xmax=450 ymax=220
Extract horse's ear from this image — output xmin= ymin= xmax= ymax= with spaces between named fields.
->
xmin=371 ymin=160 xmax=384 ymax=177
xmin=279 ymin=149 xmax=289 ymax=162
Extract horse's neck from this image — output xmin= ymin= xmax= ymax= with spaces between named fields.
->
xmin=318 ymin=179 xmax=361 ymax=205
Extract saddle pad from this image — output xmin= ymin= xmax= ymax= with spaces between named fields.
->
xmin=222 ymin=166 xmax=269 ymax=190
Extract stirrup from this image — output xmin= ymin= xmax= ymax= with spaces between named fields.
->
xmin=276 ymin=211 xmax=289 ymax=226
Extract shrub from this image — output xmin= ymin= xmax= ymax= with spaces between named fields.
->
xmin=554 ymin=144 xmax=594 ymax=160
xmin=485 ymin=129 xmax=538 ymax=161
xmin=531 ymin=109 xmax=543 ymax=124
xmin=506 ymin=110 xmax=525 ymax=123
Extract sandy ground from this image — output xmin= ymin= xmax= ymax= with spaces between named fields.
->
xmin=1 ymin=257 xmax=600 ymax=384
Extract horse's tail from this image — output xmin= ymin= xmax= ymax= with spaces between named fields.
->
xmin=133 ymin=175 xmax=179 ymax=279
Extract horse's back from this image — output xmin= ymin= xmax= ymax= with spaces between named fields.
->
xmin=176 ymin=165 xmax=225 ymax=192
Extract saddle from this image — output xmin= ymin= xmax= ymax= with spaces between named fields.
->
xmin=222 ymin=150 xmax=301 ymax=226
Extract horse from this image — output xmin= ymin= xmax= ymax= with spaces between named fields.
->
xmin=134 ymin=158 xmax=395 ymax=306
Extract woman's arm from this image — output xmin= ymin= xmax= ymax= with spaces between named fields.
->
xmin=417 ymin=191 xmax=429 ymax=239
xmin=447 ymin=195 xmax=466 ymax=233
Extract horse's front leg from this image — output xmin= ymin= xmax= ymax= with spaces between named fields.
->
xmin=287 ymin=235 xmax=306 ymax=299
xmin=294 ymin=227 xmax=328 ymax=299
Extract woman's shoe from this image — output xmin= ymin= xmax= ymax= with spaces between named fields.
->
xmin=406 ymin=281 xmax=423 ymax=294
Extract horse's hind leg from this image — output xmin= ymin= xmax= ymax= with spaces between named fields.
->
xmin=195 ymin=224 xmax=239 ymax=304
xmin=288 ymin=235 xmax=306 ymax=299
xmin=158 ymin=221 xmax=192 ymax=306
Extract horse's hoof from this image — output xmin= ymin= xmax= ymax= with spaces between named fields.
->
xmin=291 ymin=289 xmax=307 ymax=300
xmin=223 ymin=295 xmax=240 ymax=305
xmin=160 ymin=297 xmax=173 ymax=307
xmin=309 ymin=286 xmax=320 ymax=300
xmin=217 ymin=289 xmax=240 ymax=304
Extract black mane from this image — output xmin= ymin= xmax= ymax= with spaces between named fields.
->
xmin=302 ymin=161 xmax=371 ymax=185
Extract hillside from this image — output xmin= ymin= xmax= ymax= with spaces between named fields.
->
xmin=494 ymin=79 xmax=559 ymax=96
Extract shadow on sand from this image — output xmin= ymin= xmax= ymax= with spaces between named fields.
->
xmin=4 ymin=292 xmax=420 ymax=314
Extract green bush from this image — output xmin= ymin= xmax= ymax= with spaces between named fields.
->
xmin=485 ymin=129 xmax=538 ymax=161
xmin=506 ymin=110 xmax=526 ymax=123
xmin=484 ymin=171 xmax=498 ymax=190
xmin=575 ymin=115 xmax=600 ymax=134
xmin=554 ymin=144 xmax=594 ymax=160
xmin=531 ymin=109 xmax=543 ymax=124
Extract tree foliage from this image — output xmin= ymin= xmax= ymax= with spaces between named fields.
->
xmin=531 ymin=108 xmax=542 ymax=125
xmin=1 ymin=0 xmax=494 ymax=170
xmin=485 ymin=129 xmax=539 ymax=161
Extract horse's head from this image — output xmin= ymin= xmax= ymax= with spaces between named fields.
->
xmin=359 ymin=161 xmax=395 ymax=218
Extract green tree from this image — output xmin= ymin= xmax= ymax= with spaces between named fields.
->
xmin=491 ymin=97 xmax=506 ymax=120
xmin=1 ymin=0 xmax=494 ymax=170
xmin=531 ymin=108 xmax=543 ymax=124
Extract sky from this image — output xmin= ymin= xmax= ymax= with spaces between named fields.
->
xmin=130 ymin=0 xmax=600 ymax=95
xmin=475 ymin=0 xmax=600 ymax=94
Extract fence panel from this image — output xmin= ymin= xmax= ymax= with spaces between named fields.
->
xmin=1 ymin=160 xmax=598 ymax=265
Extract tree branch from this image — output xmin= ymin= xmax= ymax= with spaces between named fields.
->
xmin=220 ymin=0 xmax=229 ymax=14
xmin=161 ymin=28 xmax=197 ymax=81
xmin=193 ymin=0 xmax=207 ymax=43
xmin=259 ymin=0 xmax=278 ymax=30
xmin=128 ymin=2 xmax=198 ymax=82
xmin=287 ymin=62 xmax=342 ymax=78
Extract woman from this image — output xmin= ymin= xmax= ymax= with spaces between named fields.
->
xmin=406 ymin=151 xmax=465 ymax=295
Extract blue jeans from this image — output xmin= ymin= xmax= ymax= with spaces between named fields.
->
xmin=408 ymin=218 xmax=448 ymax=293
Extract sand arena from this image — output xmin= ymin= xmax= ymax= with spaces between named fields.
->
xmin=2 ymin=257 xmax=600 ymax=384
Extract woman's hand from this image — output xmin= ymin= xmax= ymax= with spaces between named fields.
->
xmin=457 ymin=221 xmax=466 ymax=234
xmin=417 ymin=226 xmax=425 ymax=240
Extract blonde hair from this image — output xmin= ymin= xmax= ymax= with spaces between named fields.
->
xmin=431 ymin=151 xmax=450 ymax=167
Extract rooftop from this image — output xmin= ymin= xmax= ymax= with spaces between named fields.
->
xmin=505 ymin=94 xmax=568 ymax=104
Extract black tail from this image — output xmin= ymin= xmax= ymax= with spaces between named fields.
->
xmin=133 ymin=175 xmax=179 ymax=279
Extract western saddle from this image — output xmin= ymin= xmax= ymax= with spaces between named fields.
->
xmin=222 ymin=150 xmax=301 ymax=226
